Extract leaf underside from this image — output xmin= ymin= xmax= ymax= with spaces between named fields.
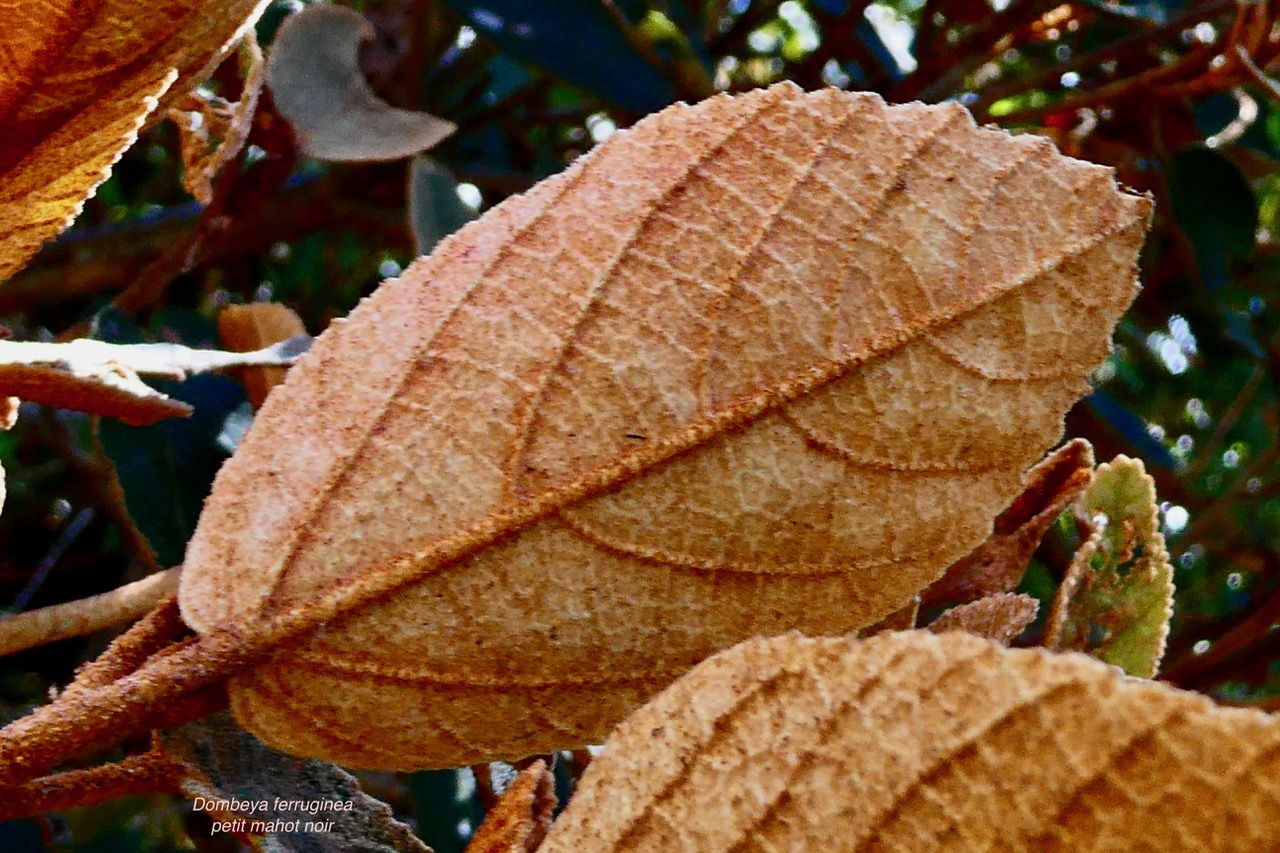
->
xmin=179 ymin=82 xmax=1150 ymax=769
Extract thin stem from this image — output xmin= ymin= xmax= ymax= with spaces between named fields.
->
xmin=1181 ymin=364 xmax=1264 ymax=484
xmin=0 ymin=568 xmax=180 ymax=658
xmin=0 ymin=627 xmax=251 ymax=785
xmin=5 ymin=507 xmax=97 ymax=614
xmin=891 ymin=0 xmax=1056 ymax=101
xmin=991 ymin=45 xmax=1215 ymax=125
xmin=472 ymin=764 xmax=499 ymax=812
xmin=1235 ymin=43 xmax=1280 ymax=104
xmin=1162 ymin=547 xmax=1280 ymax=688
xmin=0 ymin=748 xmax=186 ymax=822
xmin=911 ymin=0 xmax=946 ymax=62
xmin=62 ymin=593 xmax=188 ymax=696
xmin=969 ymin=0 xmax=1235 ymax=116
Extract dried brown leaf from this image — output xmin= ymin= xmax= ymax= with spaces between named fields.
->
xmin=0 ymin=336 xmax=308 ymax=424
xmin=542 ymin=631 xmax=1280 ymax=852
xmin=179 ymin=83 xmax=1151 ymax=769
xmin=464 ymin=760 xmax=556 ymax=853
xmin=168 ymin=34 xmax=265 ymax=206
xmin=218 ymin=303 xmax=308 ymax=409
xmin=921 ymin=437 xmax=1095 ymax=607
xmin=0 ymin=0 xmax=270 ymax=281
xmin=0 ymin=396 xmax=17 ymax=430
xmin=0 ymin=362 xmax=193 ymax=424
xmin=926 ymin=591 xmax=1039 ymax=644
xmin=265 ymin=5 xmax=455 ymax=162
xmin=860 ymin=596 xmax=919 ymax=636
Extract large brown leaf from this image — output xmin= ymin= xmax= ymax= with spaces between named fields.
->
xmin=179 ymin=82 xmax=1151 ymax=769
xmin=542 ymin=631 xmax=1280 ymax=851
xmin=0 ymin=0 xmax=269 ymax=281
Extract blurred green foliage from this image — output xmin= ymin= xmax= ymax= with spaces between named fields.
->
xmin=5 ymin=0 xmax=1280 ymax=848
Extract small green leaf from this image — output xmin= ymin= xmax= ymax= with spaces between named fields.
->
xmin=1046 ymin=456 xmax=1175 ymax=678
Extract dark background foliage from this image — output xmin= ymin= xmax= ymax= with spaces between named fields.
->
xmin=2 ymin=0 xmax=1278 ymax=848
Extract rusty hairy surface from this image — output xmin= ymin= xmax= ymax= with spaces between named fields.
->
xmin=179 ymin=83 xmax=1150 ymax=769
xmin=543 ymin=631 xmax=1280 ymax=851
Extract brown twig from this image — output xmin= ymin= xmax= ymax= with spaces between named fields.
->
xmin=1 ymin=176 xmax=405 ymax=316
xmin=703 ymin=0 xmax=729 ymax=43
xmin=0 ymin=336 xmax=308 ymax=425
xmin=801 ymin=2 xmax=885 ymax=93
xmin=1163 ymin=590 xmax=1280 ymax=686
xmin=1162 ymin=545 xmax=1280 ymax=689
xmin=1149 ymin=2 xmax=1272 ymax=99
xmin=970 ymin=0 xmax=1236 ymax=117
xmin=1164 ymin=608 xmax=1280 ymax=693
xmin=707 ymin=0 xmax=780 ymax=54
xmin=911 ymin=0 xmax=947 ymax=63
xmin=472 ymin=763 xmax=500 ymax=812
xmin=70 ymin=158 xmax=242 ymax=338
xmin=56 ymin=89 xmax=298 ymax=340
xmin=0 ymin=626 xmax=249 ymax=785
xmin=568 ymin=747 xmax=594 ymax=776
xmin=1182 ymin=363 xmax=1265 ymax=484
xmin=61 ymin=593 xmax=189 ymax=697
xmin=0 ymin=748 xmax=186 ymax=823
xmin=1234 ymin=43 xmax=1280 ymax=104
xmin=0 ymin=570 xmax=181 ymax=658
xmin=992 ymin=45 xmax=1217 ymax=125
xmin=39 ymin=409 xmax=165 ymax=576
xmin=6 ymin=507 xmax=97 ymax=614
xmin=891 ymin=0 xmax=1058 ymax=101
xmin=146 ymin=683 xmax=231 ymax=731
xmin=0 ymin=363 xmax=193 ymax=425
xmin=1174 ymin=443 xmax=1280 ymax=551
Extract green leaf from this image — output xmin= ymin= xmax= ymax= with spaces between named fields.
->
xmin=1167 ymin=145 xmax=1257 ymax=289
xmin=98 ymin=374 xmax=248 ymax=567
xmin=442 ymin=0 xmax=687 ymax=113
xmin=1046 ymin=456 xmax=1175 ymax=678
xmin=408 ymin=157 xmax=476 ymax=256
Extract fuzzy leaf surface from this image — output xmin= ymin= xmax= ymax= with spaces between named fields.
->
xmin=179 ymin=83 xmax=1150 ymax=769
xmin=542 ymin=631 xmax=1280 ymax=851
xmin=1046 ymin=455 xmax=1175 ymax=678
xmin=921 ymin=437 xmax=1094 ymax=607
xmin=927 ymin=592 xmax=1039 ymax=644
